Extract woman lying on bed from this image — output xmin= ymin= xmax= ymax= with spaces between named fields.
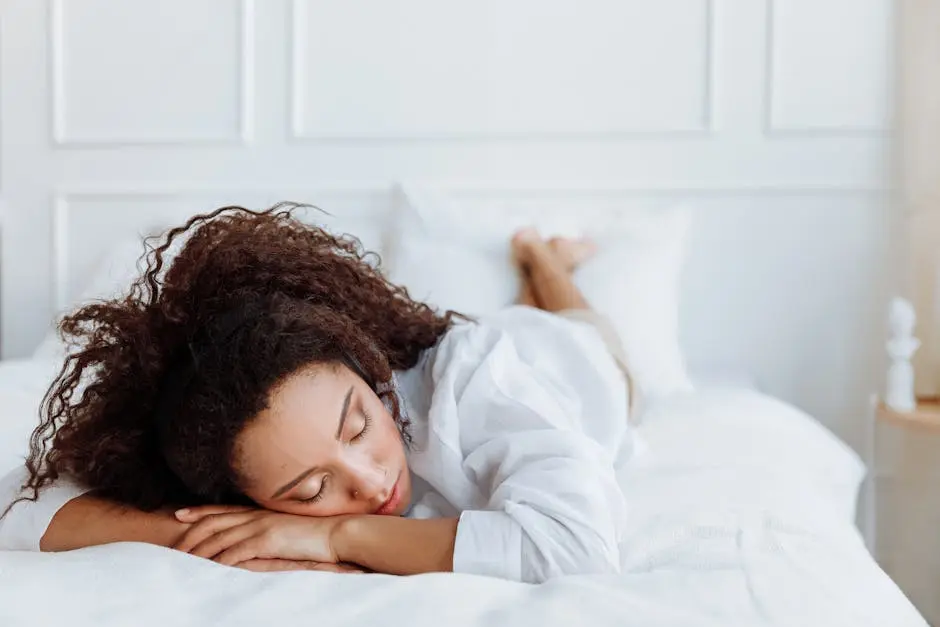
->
xmin=0 ymin=205 xmax=634 ymax=583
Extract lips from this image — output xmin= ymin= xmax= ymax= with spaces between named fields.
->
xmin=375 ymin=475 xmax=401 ymax=516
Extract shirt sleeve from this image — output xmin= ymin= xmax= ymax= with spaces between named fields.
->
xmin=430 ymin=317 xmax=628 ymax=583
xmin=0 ymin=466 xmax=91 ymax=551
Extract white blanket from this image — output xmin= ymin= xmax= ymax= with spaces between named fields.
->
xmin=0 ymin=378 xmax=928 ymax=626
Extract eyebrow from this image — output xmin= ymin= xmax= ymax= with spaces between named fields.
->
xmin=335 ymin=386 xmax=354 ymax=440
xmin=271 ymin=385 xmax=354 ymax=499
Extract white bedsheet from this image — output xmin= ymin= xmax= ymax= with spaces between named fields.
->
xmin=0 ymin=371 xmax=928 ymax=626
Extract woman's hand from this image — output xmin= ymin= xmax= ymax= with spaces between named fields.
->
xmin=238 ymin=559 xmax=366 ymax=574
xmin=173 ymin=505 xmax=346 ymax=567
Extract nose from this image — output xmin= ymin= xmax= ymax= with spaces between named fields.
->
xmin=347 ymin=457 xmax=388 ymax=503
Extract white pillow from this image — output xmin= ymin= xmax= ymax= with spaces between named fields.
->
xmin=385 ymin=184 xmax=695 ymax=403
xmin=33 ymin=238 xmax=149 ymax=360
xmin=0 ymin=359 xmax=62 ymax=476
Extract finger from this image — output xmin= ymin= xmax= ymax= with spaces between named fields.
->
xmin=309 ymin=562 xmax=366 ymax=574
xmin=237 ymin=559 xmax=280 ymax=572
xmin=188 ymin=524 xmax=260 ymax=560
xmin=238 ymin=559 xmax=308 ymax=573
xmin=174 ymin=512 xmax=252 ymax=553
xmin=173 ymin=512 xmax=260 ymax=553
xmin=175 ymin=505 xmax=256 ymax=522
xmin=237 ymin=560 xmax=365 ymax=574
xmin=214 ymin=536 xmax=268 ymax=567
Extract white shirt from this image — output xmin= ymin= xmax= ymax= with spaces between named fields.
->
xmin=0 ymin=306 xmax=631 ymax=583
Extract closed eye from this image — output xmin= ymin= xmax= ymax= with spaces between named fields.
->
xmin=301 ymin=477 xmax=327 ymax=503
xmin=352 ymin=408 xmax=373 ymax=442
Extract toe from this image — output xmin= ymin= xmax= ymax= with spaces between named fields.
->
xmin=512 ymin=227 xmax=541 ymax=246
xmin=547 ymin=235 xmax=598 ymax=270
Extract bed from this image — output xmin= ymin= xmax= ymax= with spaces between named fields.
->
xmin=0 ymin=185 xmax=929 ymax=625
xmin=0 ymin=359 xmax=925 ymax=626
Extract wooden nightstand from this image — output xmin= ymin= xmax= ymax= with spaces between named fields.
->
xmin=877 ymin=397 xmax=940 ymax=432
xmin=867 ymin=396 xmax=940 ymax=624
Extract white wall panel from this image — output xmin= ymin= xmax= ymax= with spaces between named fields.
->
xmin=291 ymin=0 xmax=713 ymax=138
xmin=51 ymin=190 xmax=392 ymax=312
xmin=767 ymin=0 xmax=892 ymax=133
xmin=51 ymin=0 xmax=253 ymax=144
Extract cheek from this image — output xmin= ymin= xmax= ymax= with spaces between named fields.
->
xmin=377 ymin=413 xmax=407 ymax=461
xmin=373 ymin=403 xmax=398 ymax=437
xmin=263 ymin=500 xmax=357 ymax=518
xmin=261 ymin=500 xmax=300 ymax=515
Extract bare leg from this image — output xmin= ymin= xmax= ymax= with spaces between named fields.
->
xmin=512 ymin=230 xmax=541 ymax=307
xmin=512 ymin=230 xmax=591 ymax=312
xmin=513 ymin=230 xmax=635 ymax=412
xmin=515 ymin=275 xmax=539 ymax=307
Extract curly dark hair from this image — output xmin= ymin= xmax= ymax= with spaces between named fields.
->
xmin=7 ymin=203 xmax=460 ymax=515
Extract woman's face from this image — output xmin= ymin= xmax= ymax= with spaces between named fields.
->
xmin=234 ymin=363 xmax=412 ymax=517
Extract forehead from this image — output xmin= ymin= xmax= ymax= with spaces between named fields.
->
xmin=234 ymin=364 xmax=352 ymax=471
xmin=266 ymin=363 xmax=349 ymax=421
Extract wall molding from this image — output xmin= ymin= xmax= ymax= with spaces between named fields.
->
xmin=49 ymin=0 xmax=256 ymax=147
xmin=51 ymin=195 xmax=73 ymax=313
xmin=763 ymin=0 xmax=892 ymax=138
xmin=288 ymin=0 xmax=717 ymax=141
xmin=52 ymin=182 xmax=890 ymax=197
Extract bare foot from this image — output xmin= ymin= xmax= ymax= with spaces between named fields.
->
xmin=548 ymin=236 xmax=598 ymax=272
xmin=511 ymin=227 xmax=544 ymax=272
xmin=511 ymin=229 xmax=591 ymax=313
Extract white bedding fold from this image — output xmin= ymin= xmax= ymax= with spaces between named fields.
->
xmin=0 ymin=530 xmax=924 ymax=627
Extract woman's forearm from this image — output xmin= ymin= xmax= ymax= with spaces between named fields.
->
xmin=333 ymin=515 xmax=458 ymax=576
xmin=41 ymin=494 xmax=189 ymax=552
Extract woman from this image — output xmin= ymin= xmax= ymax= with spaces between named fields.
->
xmin=0 ymin=205 xmax=633 ymax=583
